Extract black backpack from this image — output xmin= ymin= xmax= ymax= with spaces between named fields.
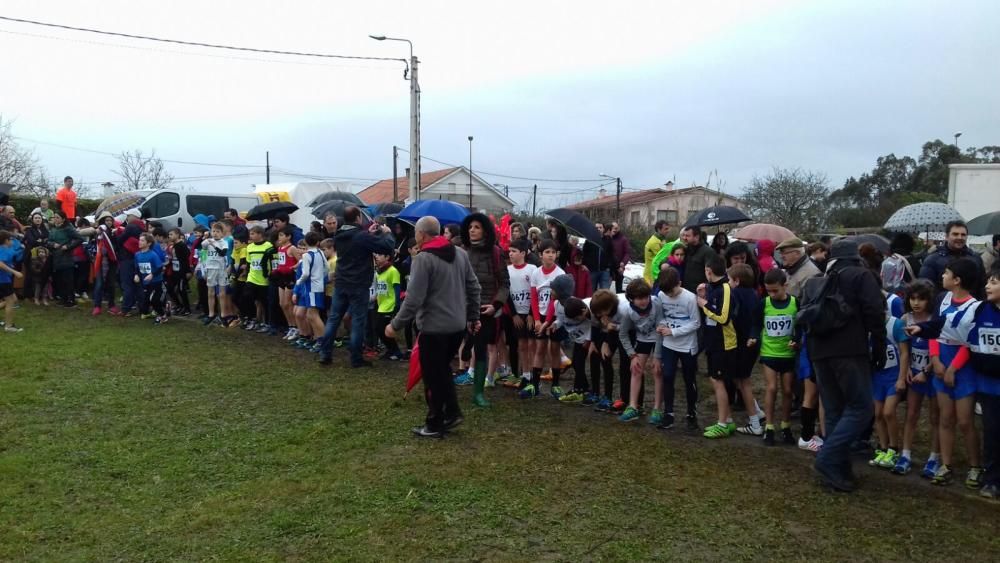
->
xmin=797 ymin=270 xmax=855 ymax=336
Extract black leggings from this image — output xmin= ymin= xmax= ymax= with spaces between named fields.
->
xmin=376 ymin=312 xmax=401 ymax=354
xmin=571 ymin=342 xmax=589 ymax=392
xmin=167 ymin=275 xmax=190 ymax=312
xmin=141 ymin=283 xmax=165 ymax=316
xmin=660 ymin=346 xmax=699 ymax=417
xmin=590 ymin=330 xmax=616 ymax=399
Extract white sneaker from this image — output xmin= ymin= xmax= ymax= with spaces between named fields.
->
xmin=736 ymin=423 xmax=763 ymax=436
xmin=284 ymin=328 xmax=299 ymax=340
xmin=798 ymin=436 xmax=824 ymax=453
xmin=976 ymin=402 xmax=983 ymax=416
xmin=4 ymin=325 xmax=24 ymax=333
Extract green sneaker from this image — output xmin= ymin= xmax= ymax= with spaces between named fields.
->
xmin=877 ymin=449 xmax=899 ymax=469
xmin=869 ymin=449 xmax=886 ymax=467
xmin=703 ymin=423 xmax=732 ymax=439
xmin=550 ymin=386 xmax=564 ymax=399
xmin=648 ymin=409 xmax=664 ymax=425
xmin=965 ymin=466 xmax=985 ymax=489
xmin=618 ymin=406 xmax=640 ymax=422
xmin=140 ymin=313 xmax=155 ymax=320
xmin=518 ymin=385 xmax=537 ymax=399
xmin=559 ymin=392 xmax=583 ymax=403
xmin=726 ymin=422 xmax=737 ymax=434
xmin=931 ymin=464 xmax=953 ymax=486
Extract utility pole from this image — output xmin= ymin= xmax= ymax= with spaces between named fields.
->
xmin=616 ymin=177 xmax=622 ymax=219
xmin=266 ymin=151 xmax=270 ymax=184
xmin=532 ymin=184 xmax=537 ymax=216
xmin=410 ymin=54 xmax=421 ymax=201
xmin=392 ymin=145 xmax=399 ymax=203
xmin=468 ymin=136 xmax=474 ymax=209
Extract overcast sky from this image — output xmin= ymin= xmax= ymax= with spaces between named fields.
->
xmin=2 ymin=0 xmax=998 ymax=210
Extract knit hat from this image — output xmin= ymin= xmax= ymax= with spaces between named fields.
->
xmin=829 ymin=239 xmax=859 ymax=260
xmin=96 ymin=211 xmax=113 ymax=222
xmin=550 ymin=274 xmax=575 ymax=302
xmin=776 ymin=237 xmax=805 ymax=251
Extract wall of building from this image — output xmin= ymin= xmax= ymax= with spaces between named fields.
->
xmin=624 ymin=191 xmax=744 ymax=227
xmin=948 ymin=164 xmax=1000 ymax=222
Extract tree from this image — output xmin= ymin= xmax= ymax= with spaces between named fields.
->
xmin=114 ymin=149 xmax=173 ymax=193
xmin=741 ymin=167 xmax=830 ymax=234
xmin=0 ymin=115 xmax=51 ymax=197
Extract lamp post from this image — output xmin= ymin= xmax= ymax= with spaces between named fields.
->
xmin=370 ymin=35 xmax=421 ymax=201
xmin=599 ymin=173 xmax=622 ymax=219
xmin=954 ymin=131 xmax=963 ymax=149
xmin=468 ymin=136 xmax=474 ymax=208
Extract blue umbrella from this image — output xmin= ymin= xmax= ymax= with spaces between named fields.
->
xmin=398 ymin=200 xmax=470 ymax=226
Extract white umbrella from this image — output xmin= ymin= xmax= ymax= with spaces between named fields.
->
xmin=884 ymin=202 xmax=963 ymax=233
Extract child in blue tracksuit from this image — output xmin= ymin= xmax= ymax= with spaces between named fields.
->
xmin=967 ymin=270 xmax=1000 ymax=499
xmin=134 ymin=233 xmax=166 ymax=323
xmin=0 ymin=231 xmax=25 ymax=332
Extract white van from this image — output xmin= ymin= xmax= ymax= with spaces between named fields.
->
xmin=139 ymin=188 xmax=260 ymax=230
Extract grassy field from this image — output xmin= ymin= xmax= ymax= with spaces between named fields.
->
xmin=1 ymin=305 xmax=997 ymax=561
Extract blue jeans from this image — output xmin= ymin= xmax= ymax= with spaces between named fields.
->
xmin=813 ymin=355 xmax=874 ymax=480
xmin=660 ymin=346 xmax=699 ymax=417
xmin=590 ymin=270 xmax=611 ymax=291
xmin=319 ymin=285 xmax=370 ymax=366
xmin=118 ymin=259 xmax=139 ymax=313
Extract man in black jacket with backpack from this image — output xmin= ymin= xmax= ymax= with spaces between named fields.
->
xmin=801 ymin=240 xmax=886 ymax=493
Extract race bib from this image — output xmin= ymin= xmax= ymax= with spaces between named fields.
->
xmin=278 ymin=253 xmax=287 ymax=265
xmin=665 ymin=318 xmax=687 ymax=330
xmin=765 ymin=315 xmax=793 ymax=338
xmin=376 ymin=280 xmax=389 ymax=296
xmin=171 ymin=259 xmax=180 ymax=270
xmin=250 ymin=258 xmax=262 ymax=270
xmin=138 ymin=263 xmax=152 ymax=274
xmin=911 ymin=348 xmax=929 ymax=371
xmin=979 ymin=328 xmax=1000 ymax=355
xmin=884 ymin=345 xmax=899 ymax=369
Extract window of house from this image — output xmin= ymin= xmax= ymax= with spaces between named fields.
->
xmin=630 ymin=211 xmax=640 ymax=226
xmin=186 ymin=195 xmax=229 ymax=220
xmin=687 ymin=209 xmax=699 ymax=220
xmin=665 ymin=210 xmax=678 ymax=224
xmin=142 ymin=191 xmax=180 ymax=218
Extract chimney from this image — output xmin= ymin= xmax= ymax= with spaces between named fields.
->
xmin=664 ymin=181 xmax=674 ymax=191
xmin=598 ymin=188 xmax=607 ymax=198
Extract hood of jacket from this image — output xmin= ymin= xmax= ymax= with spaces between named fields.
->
xmin=421 ymin=235 xmax=456 ymax=263
xmin=459 ymin=212 xmax=497 ymax=248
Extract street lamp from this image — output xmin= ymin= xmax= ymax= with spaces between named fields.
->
xmin=370 ymin=34 xmax=421 ymax=201
xmin=468 ymin=136 xmax=474 ymax=208
xmin=599 ymin=173 xmax=623 ymax=219
xmin=954 ymin=131 xmax=963 ymax=149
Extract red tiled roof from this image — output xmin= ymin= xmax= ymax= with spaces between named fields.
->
xmin=358 ymin=167 xmax=459 ymax=204
xmin=565 ymin=185 xmax=741 ymax=210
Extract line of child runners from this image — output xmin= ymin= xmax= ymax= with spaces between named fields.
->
xmin=3 ymin=218 xmax=998 ymax=500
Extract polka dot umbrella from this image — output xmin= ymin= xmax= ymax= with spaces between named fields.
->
xmin=883 ymin=202 xmax=964 ymax=234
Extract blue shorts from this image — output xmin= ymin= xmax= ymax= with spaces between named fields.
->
xmin=294 ymin=285 xmax=325 ymax=309
xmin=977 ymin=374 xmax=1000 ymax=397
xmin=872 ymin=371 xmax=899 ymax=402
xmin=934 ymin=344 xmax=979 ymax=400
xmin=797 ymin=350 xmax=813 ymax=381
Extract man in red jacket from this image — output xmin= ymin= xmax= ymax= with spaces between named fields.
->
xmin=55 ymin=176 xmax=77 ymax=222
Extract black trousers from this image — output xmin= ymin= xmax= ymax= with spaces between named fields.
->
xmin=590 ymin=330 xmax=617 ymax=399
xmin=419 ymin=331 xmax=465 ymax=431
xmin=140 ymin=283 xmax=165 ymax=316
xmin=571 ymin=341 xmax=589 ymax=392
xmin=376 ymin=312 xmax=401 ymax=354
xmin=166 ymin=275 xmax=190 ymax=312
xmin=979 ymin=392 xmax=1000 ymax=487
xmin=53 ymin=267 xmax=75 ymax=304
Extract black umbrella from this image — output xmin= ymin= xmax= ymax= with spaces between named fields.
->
xmin=311 ymin=200 xmax=372 ymax=222
xmin=546 ymin=208 xmax=602 ymax=242
xmin=368 ymin=202 xmax=404 ymax=217
xmin=306 ymin=191 xmax=364 ymax=207
xmin=246 ymin=201 xmax=298 ymax=221
xmin=967 ymin=211 xmax=1000 ymax=236
xmin=683 ymin=205 xmax=751 ymax=228
xmin=842 ymin=233 xmax=891 ymax=255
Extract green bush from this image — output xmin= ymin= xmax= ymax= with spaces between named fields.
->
xmin=5 ymin=194 xmax=102 ymax=222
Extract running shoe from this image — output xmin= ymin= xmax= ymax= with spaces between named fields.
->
xmin=503 ymin=376 xmax=523 ymax=388
xmin=550 ymin=386 xmax=564 ymax=400
xmin=878 ymin=449 xmax=899 ymax=470
xmin=610 ymin=399 xmax=626 ymax=414
xmin=485 ymin=374 xmax=495 ymax=388
xmin=781 ymin=428 xmax=795 ymax=445
xmin=334 ymin=338 xmax=346 ymax=348
xmin=703 ymin=422 xmax=732 ymax=439
xmin=108 ymin=306 xmax=122 ymax=316
xmin=541 ymin=370 xmax=553 ymax=381
xmin=869 ymin=449 xmax=886 ymax=467
xmin=3 ymin=325 xmax=24 ymax=333
xmin=656 ymin=413 xmax=675 ymax=430
xmin=921 ymin=458 xmax=940 ymax=479
xmin=965 ymin=466 xmax=985 ymax=489
xmin=411 ymin=425 xmax=444 ymax=439
xmin=931 ymin=464 xmax=953 ymax=486
xmin=980 ymin=484 xmax=999 ymax=500
xmin=518 ymin=384 xmax=537 ymax=399
xmin=726 ymin=422 xmax=737 ymax=435
xmin=154 ymin=316 xmax=168 ymax=325
xmin=594 ymin=397 xmax=612 ymax=412
xmin=284 ymin=328 xmax=298 ymax=340
xmin=140 ymin=313 xmax=155 ymax=320
xmin=685 ymin=415 xmax=700 ymax=432
xmin=892 ymin=455 xmax=912 ymax=475
xmin=384 ymin=353 xmax=403 ymax=362
xmin=798 ymin=436 xmax=824 ymax=453
xmin=581 ymin=393 xmax=598 ymax=406
xmin=763 ymin=428 xmax=776 ymax=446
xmin=559 ymin=392 xmax=583 ymax=403
xmin=201 ymin=315 xmax=214 ymax=326
xmin=256 ymin=323 xmax=271 ymax=334
xmin=212 ymin=316 xmax=224 ymax=326
xmin=648 ymin=409 xmax=663 ymax=425
xmin=453 ymin=372 xmax=474 ymax=386
xmin=737 ymin=424 xmax=763 ymax=437
xmin=309 ymin=343 xmax=324 ymax=354
xmin=91 ymin=307 xmax=102 ymax=316
xmin=618 ymin=406 xmax=640 ymax=422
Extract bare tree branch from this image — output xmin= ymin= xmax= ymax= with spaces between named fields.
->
xmin=114 ymin=149 xmax=173 ymax=193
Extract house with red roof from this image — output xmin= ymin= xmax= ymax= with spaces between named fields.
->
xmin=566 ymin=182 xmax=745 ymax=227
xmin=358 ymin=166 xmax=515 ymax=213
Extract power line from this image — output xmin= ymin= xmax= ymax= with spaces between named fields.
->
xmin=14 ymin=136 xmax=267 ymax=168
xmin=0 ymin=28 xmax=392 ymax=71
xmin=396 ymin=148 xmax=605 ymax=183
xmin=0 ymin=15 xmax=406 ymax=67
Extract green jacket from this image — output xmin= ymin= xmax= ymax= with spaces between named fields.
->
xmin=47 ymin=224 xmax=82 ymax=271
